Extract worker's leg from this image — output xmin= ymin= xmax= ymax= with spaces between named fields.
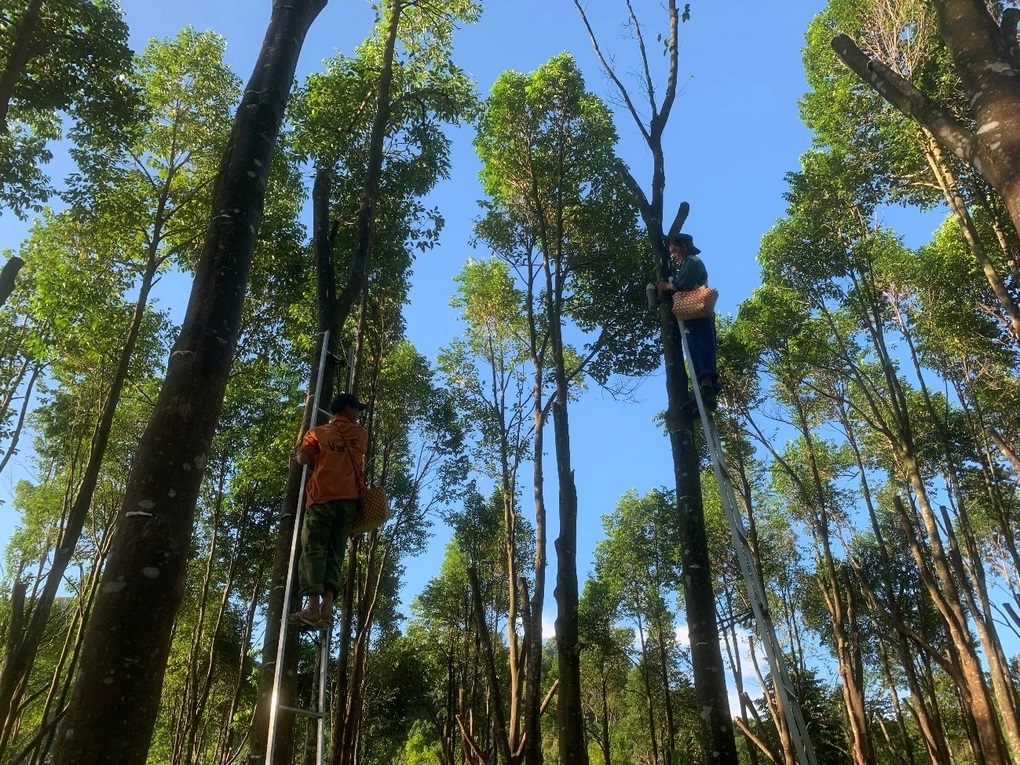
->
xmin=320 ymin=500 xmax=359 ymax=624
xmin=684 ymin=316 xmax=719 ymax=390
xmin=294 ymin=501 xmax=340 ymax=622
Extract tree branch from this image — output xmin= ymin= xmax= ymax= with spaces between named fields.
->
xmin=614 ymin=159 xmax=652 ymax=223
xmin=831 ymin=34 xmax=977 ymax=167
xmin=0 ymin=256 xmax=24 ymax=308
xmin=572 ymin=0 xmax=652 ymax=146
xmin=666 ymin=201 xmax=689 ymax=238
xmin=455 ymin=714 xmax=489 ymax=764
xmin=652 ymin=0 xmax=681 ymax=139
xmin=1001 ymin=8 xmax=1020 ymax=63
xmin=625 ymin=0 xmax=657 ymax=123
xmin=540 ymin=677 xmax=560 ymax=714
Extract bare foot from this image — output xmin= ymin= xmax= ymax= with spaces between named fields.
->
xmin=319 ymin=591 xmax=334 ymax=625
xmin=288 ymin=594 xmax=322 ymax=626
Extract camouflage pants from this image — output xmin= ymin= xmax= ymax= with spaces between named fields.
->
xmin=298 ymin=499 xmax=358 ymax=596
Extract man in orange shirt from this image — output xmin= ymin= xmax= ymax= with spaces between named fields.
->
xmin=290 ymin=392 xmax=368 ymax=628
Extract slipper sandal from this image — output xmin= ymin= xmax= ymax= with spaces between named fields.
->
xmin=288 ymin=612 xmax=325 ymax=630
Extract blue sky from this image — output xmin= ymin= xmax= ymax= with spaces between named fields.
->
xmin=0 ymin=0 xmax=946 ymax=668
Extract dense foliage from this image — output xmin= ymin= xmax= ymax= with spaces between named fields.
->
xmin=1 ymin=1 xmax=1019 ymax=764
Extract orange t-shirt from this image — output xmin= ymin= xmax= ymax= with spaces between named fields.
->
xmin=297 ymin=415 xmax=368 ymax=506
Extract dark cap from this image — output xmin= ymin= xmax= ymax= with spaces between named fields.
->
xmin=667 ymin=232 xmax=701 ymax=255
xmin=329 ymin=392 xmax=368 ymax=413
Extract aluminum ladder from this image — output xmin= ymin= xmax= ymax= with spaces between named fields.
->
xmin=266 ymin=331 xmax=339 ymax=765
xmin=680 ymin=321 xmax=819 ymax=765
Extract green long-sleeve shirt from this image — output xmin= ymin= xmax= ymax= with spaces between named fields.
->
xmin=672 ymin=254 xmax=708 ymax=291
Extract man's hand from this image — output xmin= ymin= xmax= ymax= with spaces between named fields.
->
xmin=657 ymin=280 xmax=674 ymax=296
xmin=294 ymin=450 xmax=311 ymax=466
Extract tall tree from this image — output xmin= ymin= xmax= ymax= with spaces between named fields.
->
xmin=571 ymin=3 xmax=739 ymax=762
xmin=474 ymin=52 xmax=656 ymax=765
xmin=577 ymin=578 xmax=631 ymax=765
xmin=593 ymin=489 xmax=684 ymax=765
xmin=0 ymin=31 xmax=239 ymax=752
xmin=438 ymin=257 xmax=537 ymax=764
xmin=248 ymin=2 xmax=477 ymax=758
xmin=805 ymin=0 xmax=1020 ymax=346
xmin=50 ymin=2 xmax=328 ymax=763
xmin=751 ymin=142 xmax=1015 ymax=765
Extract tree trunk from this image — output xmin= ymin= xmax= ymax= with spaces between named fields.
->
xmin=790 ymin=392 xmax=874 ymax=765
xmin=920 ymin=134 xmax=1020 ymax=342
xmin=328 ymin=542 xmax=359 ymax=765
xmin=933 ymin=0 xmax=1020 ymax=236
xmin=0 ymin=254 xmax=158 ymax=759
xmin=249 ymin=171 xmax=344 ymax=765
xmin=0 ymin=0 xmax=45 ymax=133
xmin=895 ymin=491 xmax=1009 ymax=764
xmin=28 ymin=511 xmax=115 ymax=765
xmin=252 ymin=0 xmax=400 ymax=746
xmin=939 ymin=503 xmax=1020 ymax=761
xmin=547 ymin=261 xmax=587 ymax=765
xmin=525 ymin=252 xmax=549 ymax=765
xmin=893 ymin=297 xmax=1020 ymax=760
xmin=50 ymin=3 xmax=327 ymax=762
xmin=467 ymin=567 xmax=513 ymax=765
xmin=572 ymin=2 xmax=738 ymax=757
xmin=189 ymin=498 xmax=246 ymax=764
xmin=634 ymin=616 xmax=660 ymax=765
xmin=0 ymin=359 xmax=41 ymax=477
xmin=659 ymin=284 xmax=736 ymax=765
xmin=839 ymin=398 xmax=951 ymax=765
xmin=825 ymin=282 xmax=1010 ymax=764
xmin=216 ymin=558 xmax=263 ymax=765
xmin=598 ymin=672 xmax=610 ymax=765
xmin=0 ymin=581 xmax=26 ymax=754
xmin=652 ymin=621 xmax=676 ymax=765
xmin=0 ymin=256 xmax=24 ymax=307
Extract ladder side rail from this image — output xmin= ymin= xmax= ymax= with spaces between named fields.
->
xmin=708 ymin=421 xmax=818 ymax=765
xmin=316 ymin=631 xmax=329 ymax=765
xmin=267 ymin=331 xmax=332 ymax=765
xmin=680 ymin=323 xmax=819 ymax=765
xmin=266 ymin=469 xmax=311 ymax=764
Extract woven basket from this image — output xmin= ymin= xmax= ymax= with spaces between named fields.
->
xmin=672 ymin=285 xmax=718 ymax=321
xmin=350 ymin=486 xmax=389 ymax=535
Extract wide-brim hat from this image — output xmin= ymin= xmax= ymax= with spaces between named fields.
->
xmin=330 ymin=392 xmax=368 ymax=413
xmin=667 ymin=232 xmax=701 ymax=255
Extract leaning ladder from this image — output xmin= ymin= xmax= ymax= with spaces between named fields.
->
xmin=680 ymin=321 xmax=819 ymax=765
xmin=266 ymin=331 xmax=338 ymax=765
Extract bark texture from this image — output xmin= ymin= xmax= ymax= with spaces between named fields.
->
xmin=0 ymin=0 xmax=44 ymax=133
xmin=0 ymin=256 xmax=24 ymax=308
xmin=50 ymin=2 xmax=327 ymax=763
xmin=833 ymin=0 xmax=1020 ymax=240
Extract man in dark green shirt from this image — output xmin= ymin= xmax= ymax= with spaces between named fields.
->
xmin=656 ymin=233 xmax=719 ymax=411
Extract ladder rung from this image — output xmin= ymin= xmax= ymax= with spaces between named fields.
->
xmin=286 ymin=626 xmax=327 ymax=636
xmin=316 ymin=407 xmax=332 ymax=420
xmin=278 ymin=704 xmax=324 ymax=719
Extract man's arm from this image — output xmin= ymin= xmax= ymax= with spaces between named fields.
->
xmin=294 ymin=429 xmax=317 ymax=466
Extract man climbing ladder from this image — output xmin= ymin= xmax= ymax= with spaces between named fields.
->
xmin=658 ymin=232 xmax=720 ymax=410
xmin=266 ymin=332 xmax=357 ymax=765
xmin=290 ymin=392 xmax=369 ymax=629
